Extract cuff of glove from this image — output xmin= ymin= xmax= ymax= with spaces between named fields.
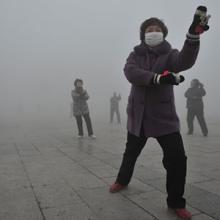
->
xmin=153 ymin=74 xmax=161 ymax=85
xmin=186 ymin=32 xmax=200 ymax=42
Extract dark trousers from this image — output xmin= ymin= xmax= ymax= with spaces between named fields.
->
xmin=187 ymin=108 xmax=208 ymax=135
xmin=116 ymin=131 xmax=187 ymax=208
xmin=110 ymin=108 xmax=121 ymax=123
xmin=75 ymin=113 xmax=93 ymax=136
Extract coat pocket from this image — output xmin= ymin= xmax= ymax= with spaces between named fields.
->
xmin=153 ymin=99 xmax=174 ymax=119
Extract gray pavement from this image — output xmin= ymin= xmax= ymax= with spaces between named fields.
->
xmin=0 ymin=118 xmax=220 ymax=220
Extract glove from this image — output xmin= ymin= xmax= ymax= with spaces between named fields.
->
xmin=187 ymin=6 xmax=211 ymax=41
xmin=153 ymin=71 xmax=185 ymax=85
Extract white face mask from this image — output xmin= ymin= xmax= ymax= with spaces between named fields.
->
xmin=144 ymin=32 xmax=163 ymax=47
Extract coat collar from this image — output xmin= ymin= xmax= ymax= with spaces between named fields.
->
xmin=134 ymin=40 xmax=171 ymax=56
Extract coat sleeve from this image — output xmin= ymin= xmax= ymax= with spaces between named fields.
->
xmin=124 ymin=52 xmax=155 ymax=86
xmin=168 ymin=40 xmax=200 ymax=73
xmin=196 ymin=87 xmax=206 ymax=97
xmin=80 ymin=90 xmax=89 ymax=100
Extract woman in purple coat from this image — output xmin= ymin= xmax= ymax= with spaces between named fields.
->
xmin=109 ymin=6 xmax=210 ymax=220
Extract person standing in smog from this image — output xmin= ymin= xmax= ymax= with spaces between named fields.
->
xmin=185 ymin=79 xmax=208 ymax=136
xmin=110 ymin=92 xmax=121 ymax=123
xmin=109 ymin=6 xmax=210 ymax=220
xmin=71 ymin=79 xmax=96 ymax=138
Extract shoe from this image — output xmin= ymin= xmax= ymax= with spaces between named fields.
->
xmin=174 ymin=208 xmax=192 ymax=219
xmin=77 ymin=135 xmax=83 ymax=139
xmin=187 ymin=131 xmax=193 ymax=135
xmin=109 ymin=182 xmax=127 ymax=193
xmin=203 ymin=132 xmax=208 ymax=137
xmin=89 ymin=134 xmax=96 ymax=139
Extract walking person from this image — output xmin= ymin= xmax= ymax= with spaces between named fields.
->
xmin=110 ymin=92 xmax=121 ymax=123
xmin=185 ymin=79 xmax=208 ymax=136
xmin=71 ymin=79 xmax=96 ymax=138
xmin=109 ymin=6 xmax=210 ymax=220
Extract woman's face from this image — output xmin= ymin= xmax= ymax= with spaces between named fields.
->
xmin=145 ymin=25 xmax=162 ymax=33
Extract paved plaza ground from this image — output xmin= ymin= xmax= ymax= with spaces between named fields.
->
xmin=0 ymin=117 xmax=220 ymax=220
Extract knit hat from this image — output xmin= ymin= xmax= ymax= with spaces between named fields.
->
xmin=140 ymin=17 xmax=168 ymax=42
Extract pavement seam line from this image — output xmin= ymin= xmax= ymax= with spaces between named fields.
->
xmin=14 ymin=143 xmax=47 ymax=220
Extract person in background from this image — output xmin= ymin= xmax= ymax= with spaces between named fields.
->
xmin=185 ymin=79 xmax=208 ymax=136
xmin=110 ymin=92 xmax=121 ymax=123
xmin=71 ymin=79 xmax=96 ymax=138
xmin=109 ymin=6 xmax=210 ymax=220
xmin=70 ymin=102 xmax=73 ymax=118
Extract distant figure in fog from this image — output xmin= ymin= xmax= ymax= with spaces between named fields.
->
xmin=110 ymin=92 xmax=121 ymax=123
xmin=71 ymin=79 xmax=96 ymax=138
xmin=185 ymin=79 xmax=208 ymax=136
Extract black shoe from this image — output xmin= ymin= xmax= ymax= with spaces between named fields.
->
xmin=187 ymin=131 xmax=193 ymax=135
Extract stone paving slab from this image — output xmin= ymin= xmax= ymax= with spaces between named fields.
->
xmin=0 ymin=119 xmax=220 ymax=219
xmin=126 ymin=190 xmax=201 ymax=220
xmin=77 ymin=186 xmax=155 ymax=220
xmin=33 ymin=183 xmax=79 ymax=209
xmin=192 ymin=180 xmax=220 ymax=196
xmin=191 ymin=214 xmax=217 ymax=220
xmin=187 ymin=187 xmax=220 ymax=220
xmin=43 ymin=203 xmax=100 ymax=220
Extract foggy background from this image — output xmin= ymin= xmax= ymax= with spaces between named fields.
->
xmin=0 ymin=0 xmax=219 ymax=127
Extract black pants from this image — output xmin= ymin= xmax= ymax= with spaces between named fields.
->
xmin=187 ymin=108 xmax=208 ymax=135
xmin=116 ymin=131 xmax=187 ymax=208
xmin=75 ymin=113 xmax=93 ymax=136
xmin=110 ymin=108 xmax=121 ymax=123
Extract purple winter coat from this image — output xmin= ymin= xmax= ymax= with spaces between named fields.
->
xmin=124 ymin=40 xmax=200 ymax=137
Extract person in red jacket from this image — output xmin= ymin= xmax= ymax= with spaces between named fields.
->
xmin=109 ymin=6 xmax=210 ymax=220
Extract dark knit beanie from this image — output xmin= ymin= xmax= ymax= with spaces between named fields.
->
xmin=140 ymin=17 xmax=168 ymax=42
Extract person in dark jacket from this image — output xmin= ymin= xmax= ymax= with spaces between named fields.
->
xmin=110 ymin=92 xmax=121 ymax=123
xmin=109 ymin=6 xmax=210 ymax=220
xmin=185 ymin=79 xmax=208 ymax=136
xmin=71 ymin=79 xmax=96 ymax=138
